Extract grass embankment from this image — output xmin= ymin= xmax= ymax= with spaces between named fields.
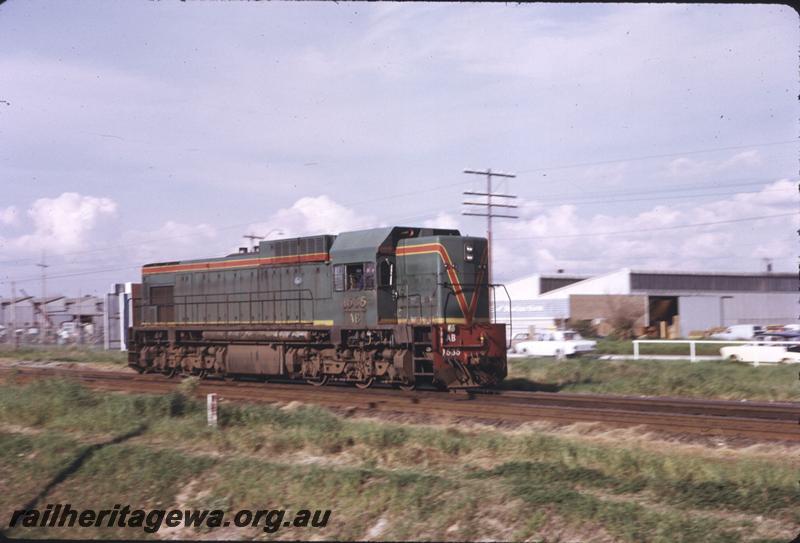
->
xmin=594 ymin=339 xmax=736 ymax=357
xmin=2 ymin=344 xmax=796 ymax=401
xmin=0 ymin=346 xmax=127 ymax=365
xmin=1 ymin=379 xmax=797 ymax=542
xmin=505 ymin=357 xmax=799 ymax=401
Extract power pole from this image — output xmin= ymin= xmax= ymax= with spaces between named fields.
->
xmin=243 ymin=234 xmax=265 ymax=252
xmin=462 ymin=168 xmax=518 ymax=315
xmin=36 ymin=252 xmax=48 ymax=343
xmin=11 ymin=281 xmax=18 ymax=348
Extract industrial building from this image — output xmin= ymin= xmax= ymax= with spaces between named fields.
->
xmin=0 ymin=286 xmax=136 ymax=348
xmin=495 ymin=268 xmax=798 ymax=338
xmin=0 ymin=294 xmax=105 ymax=344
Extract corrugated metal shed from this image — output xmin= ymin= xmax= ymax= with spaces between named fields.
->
xmin=630 ymin=271 xmax=795 ymax=293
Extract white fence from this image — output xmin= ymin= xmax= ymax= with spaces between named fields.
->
xmin=632 ymin=339 xmax=800 ymax=365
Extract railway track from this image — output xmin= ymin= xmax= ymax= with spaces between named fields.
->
xmin=2 ymin=365 xmax=799 ymax=442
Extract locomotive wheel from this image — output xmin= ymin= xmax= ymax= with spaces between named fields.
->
xmin=307 ymin=375 xmax=328 ymax=387
xmin=354 ymin=377 xmax=374 ymax=389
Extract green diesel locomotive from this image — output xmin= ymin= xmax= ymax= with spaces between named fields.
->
xmin=128 ymin=226 xmax=507 ymax=390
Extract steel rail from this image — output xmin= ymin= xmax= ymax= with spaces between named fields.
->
xmin=1 ymin=366 xmax=798 ymax=442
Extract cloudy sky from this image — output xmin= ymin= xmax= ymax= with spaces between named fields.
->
xmin=0 ymin=2 xmax=797 ymax=296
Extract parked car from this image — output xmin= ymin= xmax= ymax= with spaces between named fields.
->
xmin=508 ymin=332 xmax=531 ymax=353
xmin=512 ymin=330 xmax=597 ymax=357
xmin=710 ymin=324 xmax=764 ymax=341
xmin=720 ymin=332 xmax=800 ymax=363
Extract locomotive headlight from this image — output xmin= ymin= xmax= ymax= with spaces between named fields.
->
xmin=447 ymin=324 xmax=456 ymax=333
xmin=464 ymin=242 xmax=474 ymax=262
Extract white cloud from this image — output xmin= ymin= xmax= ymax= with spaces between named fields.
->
xmin=492 ymin=179 xmax=798 ymax=280
xmin=0 ymin=206 xmax=18 ymax=226
xmin=122 ymin=220 xmax=219 ymax=265
xmin=731 ymin=178 xmax=795 ymax=207
xmin=245 ymin=195 xmax=378 ymax=243
xmin=7 ymin=193 xmax=117 ymax=254
xmin=423 ymin=212 xmax=460 ymax=230
xmin=667 ymin=150 xmax=763 ymax=178
xmin=122 ymin=196 xmax=376 ymax=266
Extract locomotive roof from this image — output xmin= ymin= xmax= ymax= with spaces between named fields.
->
xmin=142 ymin=234 xmax=334 ymax=273
xmin=330 ymin=226 xmax=460 ymax=263
xmin=143 ymin=226 xmax=462 ymax=271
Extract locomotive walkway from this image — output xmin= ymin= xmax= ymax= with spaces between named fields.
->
xmin=2 ymin=365 xmax=798 ymax=443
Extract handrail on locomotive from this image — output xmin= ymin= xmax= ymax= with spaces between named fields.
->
xmin=441 ymin=281 xmax=512 ymax=334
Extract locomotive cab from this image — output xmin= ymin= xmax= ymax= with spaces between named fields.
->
xmin=394 ymin=233 xmax=507 ymax=388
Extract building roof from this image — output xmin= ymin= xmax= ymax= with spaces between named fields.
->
xmin=504 ymin=273 xmax=591 ymax=300
xmin=1 ymin=295 xmax=64 ymax=305
xmin=628 ymin=269 xmax=796 ymax=278
xmin=513 ymin=268 xmax=797 ymax=300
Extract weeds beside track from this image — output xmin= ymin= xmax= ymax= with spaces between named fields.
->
xmin=2 ymin=366 xmax=797 ymax=443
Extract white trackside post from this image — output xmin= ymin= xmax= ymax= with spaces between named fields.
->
xmin=207 ymin=393 xmax=218 ymax=427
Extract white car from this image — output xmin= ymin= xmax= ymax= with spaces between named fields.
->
xmin=512 ymin=330 xmax=597 ymax=357
xmin=720 ymin=333 xmax=800 ymax=363
xmin=508 ymin=332 xmax=531 ymax=352
xmin=710 ymin=324 xmax=763 ymax=341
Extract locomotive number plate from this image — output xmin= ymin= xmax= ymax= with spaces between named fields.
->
xmin=343 ymin=296 xmax=368 ymax=325
xmin=343 ymin=296 xmax=368 ymax=310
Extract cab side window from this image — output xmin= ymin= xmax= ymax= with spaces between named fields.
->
xmin=364 ymin=262 xmax=376 ymax=289
xmin=333 ymin=265 xmax=346 ymax=292
xmin=346 ymin=264 xmax=364 ymax=291
xmin=336 ymin=262 xmax=377 ymax=291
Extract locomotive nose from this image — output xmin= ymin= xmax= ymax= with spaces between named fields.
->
xmin=433 ymin=322 xmax=507 ymax=389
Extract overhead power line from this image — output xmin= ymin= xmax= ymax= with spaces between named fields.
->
xmin=0 ymin=221 xmax=255 ymax=266
xmin=3 ymin=175 xmax=790 ymax=268
xmin=517 ymin=139 xmax=797 ymax=174
xmin=532 ymin=177 xmax=794 ymax=202
xmin=533 ymin=185 xmax=794 ymax=207
xmin=2 ymin=265 xmax=142 ymax=285
xmin=496 ymin=212 xmax=796 ymax=241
